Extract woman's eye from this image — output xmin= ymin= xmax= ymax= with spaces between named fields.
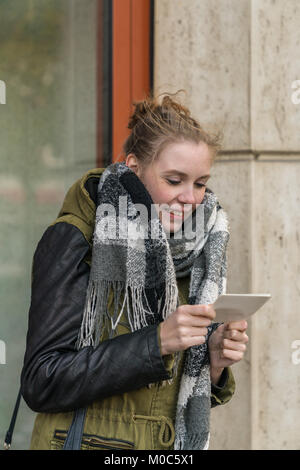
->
xmin=166 ymin=179 xmax=206 ymax=188
xmin=166 ymin=179 xmax=180 ymax=185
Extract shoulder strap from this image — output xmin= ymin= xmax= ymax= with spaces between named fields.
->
xmin=4 ymin=387 xmax=22 ymax=449
xmin=63 ymin=408 xmax=87 ymax=450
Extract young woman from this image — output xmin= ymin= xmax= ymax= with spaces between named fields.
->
xmin=21 ymin=93 xmax=248 ymax=450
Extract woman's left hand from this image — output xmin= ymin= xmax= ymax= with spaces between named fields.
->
xmin=208 ymin=320 xmax=249 ymax=371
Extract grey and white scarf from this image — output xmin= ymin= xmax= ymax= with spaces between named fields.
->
xmin=76 ymin=161 xmax=230 ymax=450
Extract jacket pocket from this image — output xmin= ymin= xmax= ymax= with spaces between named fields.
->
xmin=50 ymin=429 xmax=135 ymax=450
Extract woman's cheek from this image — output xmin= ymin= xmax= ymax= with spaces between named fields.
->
xmin=197 ymin=188 xmax=206 ymax=204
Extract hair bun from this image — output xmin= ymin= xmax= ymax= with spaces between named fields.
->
xmin=128 ymin=100 xmax=152 ymax=130
xmin=160 ymin=94 xmax=191 ymax=118
xmin=123 ymin=90 xmax=222 ymax=164
xmin=128 ymin=92 xmax=190 ymax=130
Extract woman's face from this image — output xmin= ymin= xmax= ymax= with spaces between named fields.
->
xmin=126 ymin=140 xmax=213 ymax=233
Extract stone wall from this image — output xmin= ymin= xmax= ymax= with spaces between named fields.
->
xmin=154 ymin=0 xmax=300 ymax=449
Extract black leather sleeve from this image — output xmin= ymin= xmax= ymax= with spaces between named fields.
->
xmin=21 ymin=222 xmax=172 ymax=413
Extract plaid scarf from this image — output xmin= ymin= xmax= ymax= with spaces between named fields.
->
xmin=76 ymin=162 xmax=230 ymax=450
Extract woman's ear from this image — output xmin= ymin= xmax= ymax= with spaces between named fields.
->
xmin=125 ymin=153 xmax=141 ymax=176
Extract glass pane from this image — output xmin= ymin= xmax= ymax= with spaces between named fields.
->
xmin=0 ymin=0 xmax=102 ymax=449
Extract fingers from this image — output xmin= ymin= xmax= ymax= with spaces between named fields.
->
xmin=185 ymin=336 xmax=207 ymax=348
xmin=224 ymin=328 xmax=249 ymax=343
xmin=215 ymin=338 xmax=247 ymax=364
xmin=225 ymin=320 xmax=248 ymax=332
xmin=224 ymin=320 xmax=248 ymax=344
xmin=183 ymin=304 xmax=216 ymax=321
xmin=208 ymin=318 xmax=249 ymax=367
xmin=223 ymin=338 xmax=247 ymax=352
xmin=222 ymin=349 xmax=245 ymax=362
xmin=216 ymin=323 xmax=249 ymax=365
xmin=173 ymin=305 xmax=215 ymax=330
xmin=186 ymin=326 xmax=209 ymax=337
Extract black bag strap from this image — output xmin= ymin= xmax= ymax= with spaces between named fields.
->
xmin=63 ymin=408 xmax=87 ymax=450
xmin=4 ymin=386 xmax=86 ymax=450
xmin=4 ymin=387 xmax=22 ymax=450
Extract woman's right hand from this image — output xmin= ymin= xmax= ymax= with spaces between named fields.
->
xmin=159 ymin=304 xmax=216 ymax=356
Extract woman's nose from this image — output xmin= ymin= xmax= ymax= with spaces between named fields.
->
xmin=177 ymin=186 xmax=197 ymax=205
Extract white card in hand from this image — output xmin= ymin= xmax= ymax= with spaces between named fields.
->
xmin=213 ymin=294 xmax=271 ymax=323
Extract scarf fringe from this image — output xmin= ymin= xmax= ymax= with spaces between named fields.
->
xmin=76 ymin=278 xmax=179 ymax=350
xmin=76 ymin=279 xmax=112 ymax=349
xmin=174 ymin=432 xmax=210 ymax=451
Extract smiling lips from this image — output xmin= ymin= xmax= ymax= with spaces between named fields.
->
xmin=163 ymin=207 xmax=192 ymax=220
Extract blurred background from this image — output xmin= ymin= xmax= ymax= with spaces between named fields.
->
xmin=0 ymin=0 xmax=299 ymax=450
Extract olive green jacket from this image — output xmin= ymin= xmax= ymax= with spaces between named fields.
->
xmin=27 ymin=168 xmax=235 ymax=450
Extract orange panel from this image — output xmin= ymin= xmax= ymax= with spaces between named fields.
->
xmin=112 ymin=0 xmax=151 ymax=162
xmin=112 ymin=0 xmax=131 ymax=161
xmin=131 ymin=0 xmax=151 ymax=103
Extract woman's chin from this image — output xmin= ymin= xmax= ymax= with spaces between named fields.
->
xmin=161 ymin=220 xmax=183 ymax=235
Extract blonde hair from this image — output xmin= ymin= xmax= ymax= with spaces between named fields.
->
xmin=122 ymin=90 xmax=222 ymax=165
